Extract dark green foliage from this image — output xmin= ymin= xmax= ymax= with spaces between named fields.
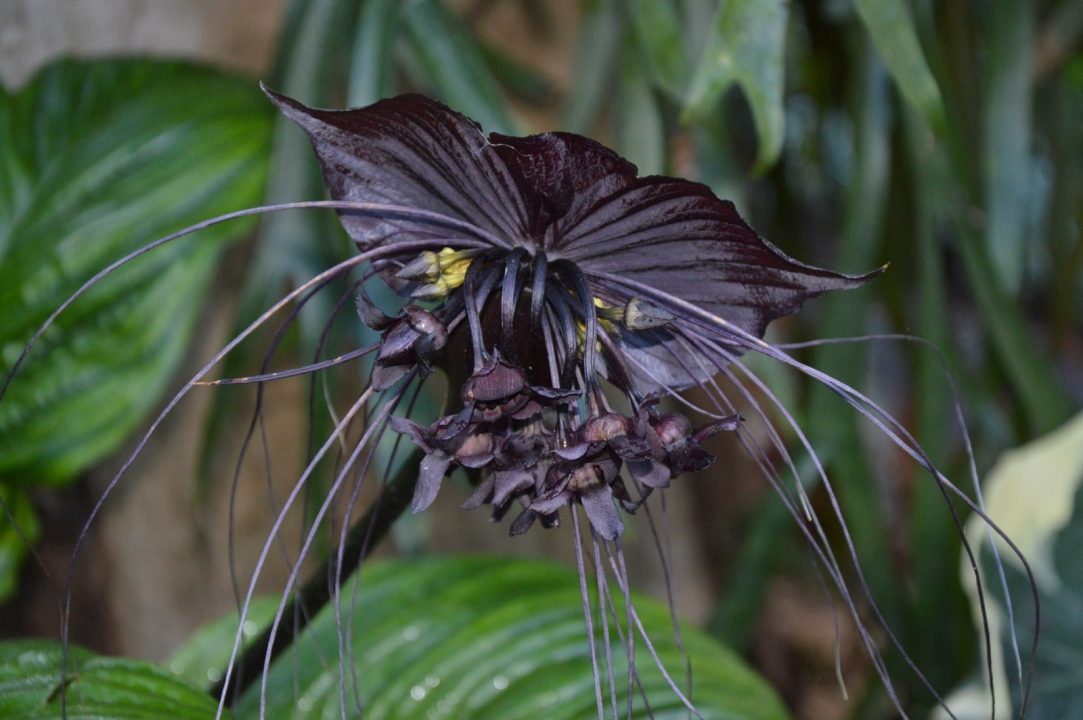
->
xmin=0 ymin=58 xmax=272 ymax=596
xmin=0 ymin=639 xmax=234 ymax=719
xmin=176 ymin=556 xmax=790 ymax=720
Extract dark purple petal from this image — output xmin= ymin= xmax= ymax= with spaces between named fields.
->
xmin=607 ymin=433 xmax=653 ymax=460
xmin=694 ymin=413 xmax=742 ymax=441
xmin=488 ymin=132 xmax=635 ymax=239
xmin=540 ymin=511 xmax=561 ymax=529
xmin=457 ymin=453 xmax=494 ymax=469
xmin=265 ymin=89 xmax=528 ymax=250
xmin=566 ymin=180 xmax=875 ymax=391
xmin=669 ymin=444 xmax=715 ymax=474
xmin=389 ymin=416 xmax=434 ymax=453
xmin=376 ymin=323 xmax=422 ymax=364
xmin=560 ymin=177 xmax=876 ymax=337
xmin=495 ymin=434 xmax=547 ymax=470
xmin=435 ymin=404 xmax=475 ymax=441
xmin=411 ymin=452 xmax=454 ymax=512
xmin=461 ymin=476 xmax=495 ymax=510
xmin=554 ymin=443 xmax=590 ymax=461
xmin=509 ymin=508 xmax=538 ymax=536
xmin=530 ymin=488 xmax=571 ymax=515
xmin=462 ymin=355 xmax=527 ymax=403
xmin=355 ymin=288 xmax=395 ymax=330
xmin=527 ymin=385 xmax=581 ymax=402
xmin=628 ymin=458 xmax=671 ymax=488
xmin=579 ymin=484 xmax=624 ymax=540
xmin=611 ymin=477 xmax=645 ymax=513
xmin=491 ymin=470 xmax=534 ymax=506
xmin=372 ymin=363 xmax=412 ymax=392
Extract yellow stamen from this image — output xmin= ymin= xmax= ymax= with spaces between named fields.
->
xmin=400 ymin=247 xmax=473 ymax=299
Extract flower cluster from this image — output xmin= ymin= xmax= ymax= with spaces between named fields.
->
xmin=360 ymin=249 xmax=742 ymax=540
xmin=390 ymin=351 xmax=740 ymax=539
xmin=269 ymin=89 xmax=872 ymax=540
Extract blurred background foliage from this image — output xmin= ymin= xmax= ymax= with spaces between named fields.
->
xmin=1 ymin=0 xmax=1081 ymax=718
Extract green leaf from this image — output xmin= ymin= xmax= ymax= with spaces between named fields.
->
xmin=0 ymin=485 xmax=39 ymax=600
xmin=627 ymin=0 xmax=688 ymax=98
xmin=948 ymin=412 xmax=1083 ymax=717
xmin=853 ymin=0 xmax=945 ymax=133
xmin=981 ymin=0 xmax=1035 ymax=294
xmin=685 ymin=0 xmax=788 ymax=172
xmin=479 ymin=41 xmax=555 ymax=107
xmin=616 ymin=38 xmax=666 ymax=176
xmin=563 ymin=0 xmax=622 ymax=134
xmin=904 ymin=102 xmax=976 ymax=693
xmin=166 ymin=597 xmax=281 ymax=691
xmin=348 ymin=0 xmax=403 ymax=106
xmin=243 ymin=0 xmax=359 ymax=346
xmin=198 ymin=557 xmax=788 ymax=719
xmin=202 ymin=0 xmax=362 ymax=501
xmin=955 ymin=225 xmax=1075 ymax=435
xmin=0 ymin=59 xmax=271 ymax=484
xmin=402 ymin=0 xmax=516 ymax=135
xmin=0 ymin=639 xmax=234 ymax=719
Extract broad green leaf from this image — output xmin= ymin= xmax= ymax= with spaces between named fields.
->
xmin=241 ymin=0 xmax=358 ymax=347
xmin=955 ymin=226 xmax=1075 ymax=435
xmin=685 ymin=0 xmax=788 ymax=173
xmin=904 ymin=102 xmax=976 ymax=692
xmin=0 ymin=485 xmax=39 ymax=600
xmin=0 ymin=59 xmax=271 ymax=484
xmin=981 ymin=0 xmax=1035 ymax=294
xmin=853 ymin=0 xmax=945 ymax=132
xmin=402 ymin=0 xmax=516 ymax=135
xmin=681 ymin=0 xmax=721 ymax=62
xmin=348 ymin=0 xmax=403 ymax=106
xmin=198 ymin=556 xmax=789 ymax=719
xmin=713 ymin=43 xmax=893 ymax=652
xmin=563 ymin=0 xmax=622 ymax=134
xmin=0 ymin=639 xmax=233 ymax=719
xmin=167 ymin=597 xmax=280 ymax=691
xmin=627 ymin=0 xmax=688 ymax=98
xmin=202 ymin=0 xmax=360 ymax=501
xmin=616 ymin=38 xmax=666 ymax=176
xmin=945 ymin=412 xmax=1083 ymax=718
xmin=1048 ymin=58 xmax=1083 ymax=345
xmin=479 ymin=41 xmax=555 ymax=107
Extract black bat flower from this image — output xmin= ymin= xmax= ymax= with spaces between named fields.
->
xmin=2 ymin=86 xmax=1033 ymax=720
xmin=266 ymin=89 xmax=877 ymax=540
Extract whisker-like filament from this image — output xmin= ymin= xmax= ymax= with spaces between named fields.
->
xmin=638 ymin=491 xmax=693 ymax=710
xmin=199 ymin=344 xmax=378 ymax=385
xmin=595 ymin=267 xmax=1039 ymax=715
xmin=613 ymin=539 xmax=637 ymax=720
xmin=214 ymin=384 xmax=375 ymax=719
xmin=255 ymin=385 xmax=407 ymax=720
xmin=779 ymin=333 xmax=1028 ymax=696
xmin=602 ymin=544 xmax=704 ymax=720
xmin=572 ymin=505 xmax=607 ymax=720
xmin=590 ymin=529 xmax=620 ymax=720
